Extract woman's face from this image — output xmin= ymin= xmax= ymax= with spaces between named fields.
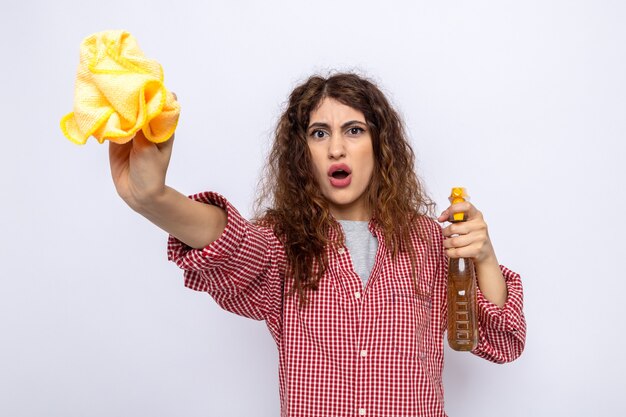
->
xmin=307 ymin=97 xmax=375 ymax=221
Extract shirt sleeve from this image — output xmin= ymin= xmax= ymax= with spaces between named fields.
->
xmin=472 ymin=265 xmax=526 ymax=363
xmin=166 ymin=192 xmax=284 ymax=341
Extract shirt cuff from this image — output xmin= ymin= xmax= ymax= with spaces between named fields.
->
xmin=476 ymin=265 xmax=525 ymax=333
xmin=166 ymin=191 xmax=248 ymax=271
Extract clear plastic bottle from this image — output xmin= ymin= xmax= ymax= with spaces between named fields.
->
xmin=447 ymin=187 xmax=478 ymax=351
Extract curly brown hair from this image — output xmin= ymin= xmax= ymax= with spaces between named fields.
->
xmin=255 ymin=72 xmax=435 ymax=306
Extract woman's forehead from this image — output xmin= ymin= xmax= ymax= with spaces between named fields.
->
xmin=309 ymin=98 xmax=366 ymax=125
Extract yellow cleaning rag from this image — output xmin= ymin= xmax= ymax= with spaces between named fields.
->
xmin=61 ymin=30 xmax=180 ymax=145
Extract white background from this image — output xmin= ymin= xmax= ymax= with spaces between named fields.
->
xmin=1 ymin=0 xmax=624 ymax=416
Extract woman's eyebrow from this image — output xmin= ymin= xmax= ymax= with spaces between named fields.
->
xmin=340 ymin=120 xmax=367 ymax=129
xmin=307 ymin=122 xmax=330 ymax=130
xmin=307 ymin=120 xmax=367 ymax=130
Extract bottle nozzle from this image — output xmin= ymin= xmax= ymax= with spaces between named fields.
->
xmin=449 ymin=187 xmax=469 ymax=222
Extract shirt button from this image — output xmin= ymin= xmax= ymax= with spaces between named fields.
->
xmin=358 ymin=408 xmax=366 ymax=416
xmin=338 ymin=247 xmax=346 ymax=255
xmin=360 ymin=350 xmax=367 ymax=357
xmin=354 ymin=291 xmax=361 ymax=299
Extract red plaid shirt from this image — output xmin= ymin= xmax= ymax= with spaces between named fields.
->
xmin=168 ymin=192 xmax=526 ymax=417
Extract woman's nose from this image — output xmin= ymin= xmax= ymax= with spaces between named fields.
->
xmin=327 ymin=136 xmax=346 ymax=159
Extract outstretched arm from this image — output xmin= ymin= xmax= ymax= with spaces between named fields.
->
xmin=109 ymin=126 xmax=226 ymax=249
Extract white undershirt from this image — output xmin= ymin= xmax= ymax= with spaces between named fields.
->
xmin=338 ymin=220 xmax=379 ymax=285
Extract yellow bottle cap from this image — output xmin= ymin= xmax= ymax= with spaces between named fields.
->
xmin=449 ymin=187 xmax=469 ymax=222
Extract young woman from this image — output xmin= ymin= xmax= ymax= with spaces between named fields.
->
xmin=109 ymin=73 xmax=525 ymax=416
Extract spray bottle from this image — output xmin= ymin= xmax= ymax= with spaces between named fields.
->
xmin=447 ymin=187 xmax=478 ymax=351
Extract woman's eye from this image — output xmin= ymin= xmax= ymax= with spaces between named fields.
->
xmin=311 ymin=130 xmax=327 ymax=139
xmin=348 ymin=127 xmax=364 ymax=135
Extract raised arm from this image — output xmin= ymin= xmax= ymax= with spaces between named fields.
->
xmin=108 ymin=128 xmax=226 ymax=248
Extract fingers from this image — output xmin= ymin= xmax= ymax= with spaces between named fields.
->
xmin=443 ymin=227 xmax=492 ymax=259
xmin=133 ymin=129 xmax=174 ymax=155
xmin=439 ymin=201 xmax=493 ymax=260
xmin=108 ymin=139 xmax=132 ymax=170
xmin=132 ymin=130 xmax=153 ymax=150
xmin=442 ymin=220 xmax=487 ymax=248
xmin=437 ymin=209 xmax=449 ymax=223
xmin=155 ymin=132 xmax=175 ymax=152
xmin=445 ymin=243 xmax=489 ymax=260
xmin=441 ymin=211 xmax=488 ymax=239
xmin=438 ymin=201 xmax=482 ymax=223
xmin=442 ymin=221 xmax=471 ymax=238
xmin=442 ymin=229 xmax=488 ymax=250
xmin=108 ymin=139 xmax=131 ymax=158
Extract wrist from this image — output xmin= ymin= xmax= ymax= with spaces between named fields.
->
xmin=473 ymin=241 xmax=499 ymax=267
xmin=475 ymin=252 xmax=499 ymax=270
xmin=130 ymin=185 xmax=169 ymax=213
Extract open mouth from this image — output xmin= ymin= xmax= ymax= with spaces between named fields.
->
xmin=331 ymin=169 xmax=349 ymax=179
xmin=328 ymin=164 xmax=352 ymax=178
xmin=328 ymin=164 xmax=352 ymax=187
